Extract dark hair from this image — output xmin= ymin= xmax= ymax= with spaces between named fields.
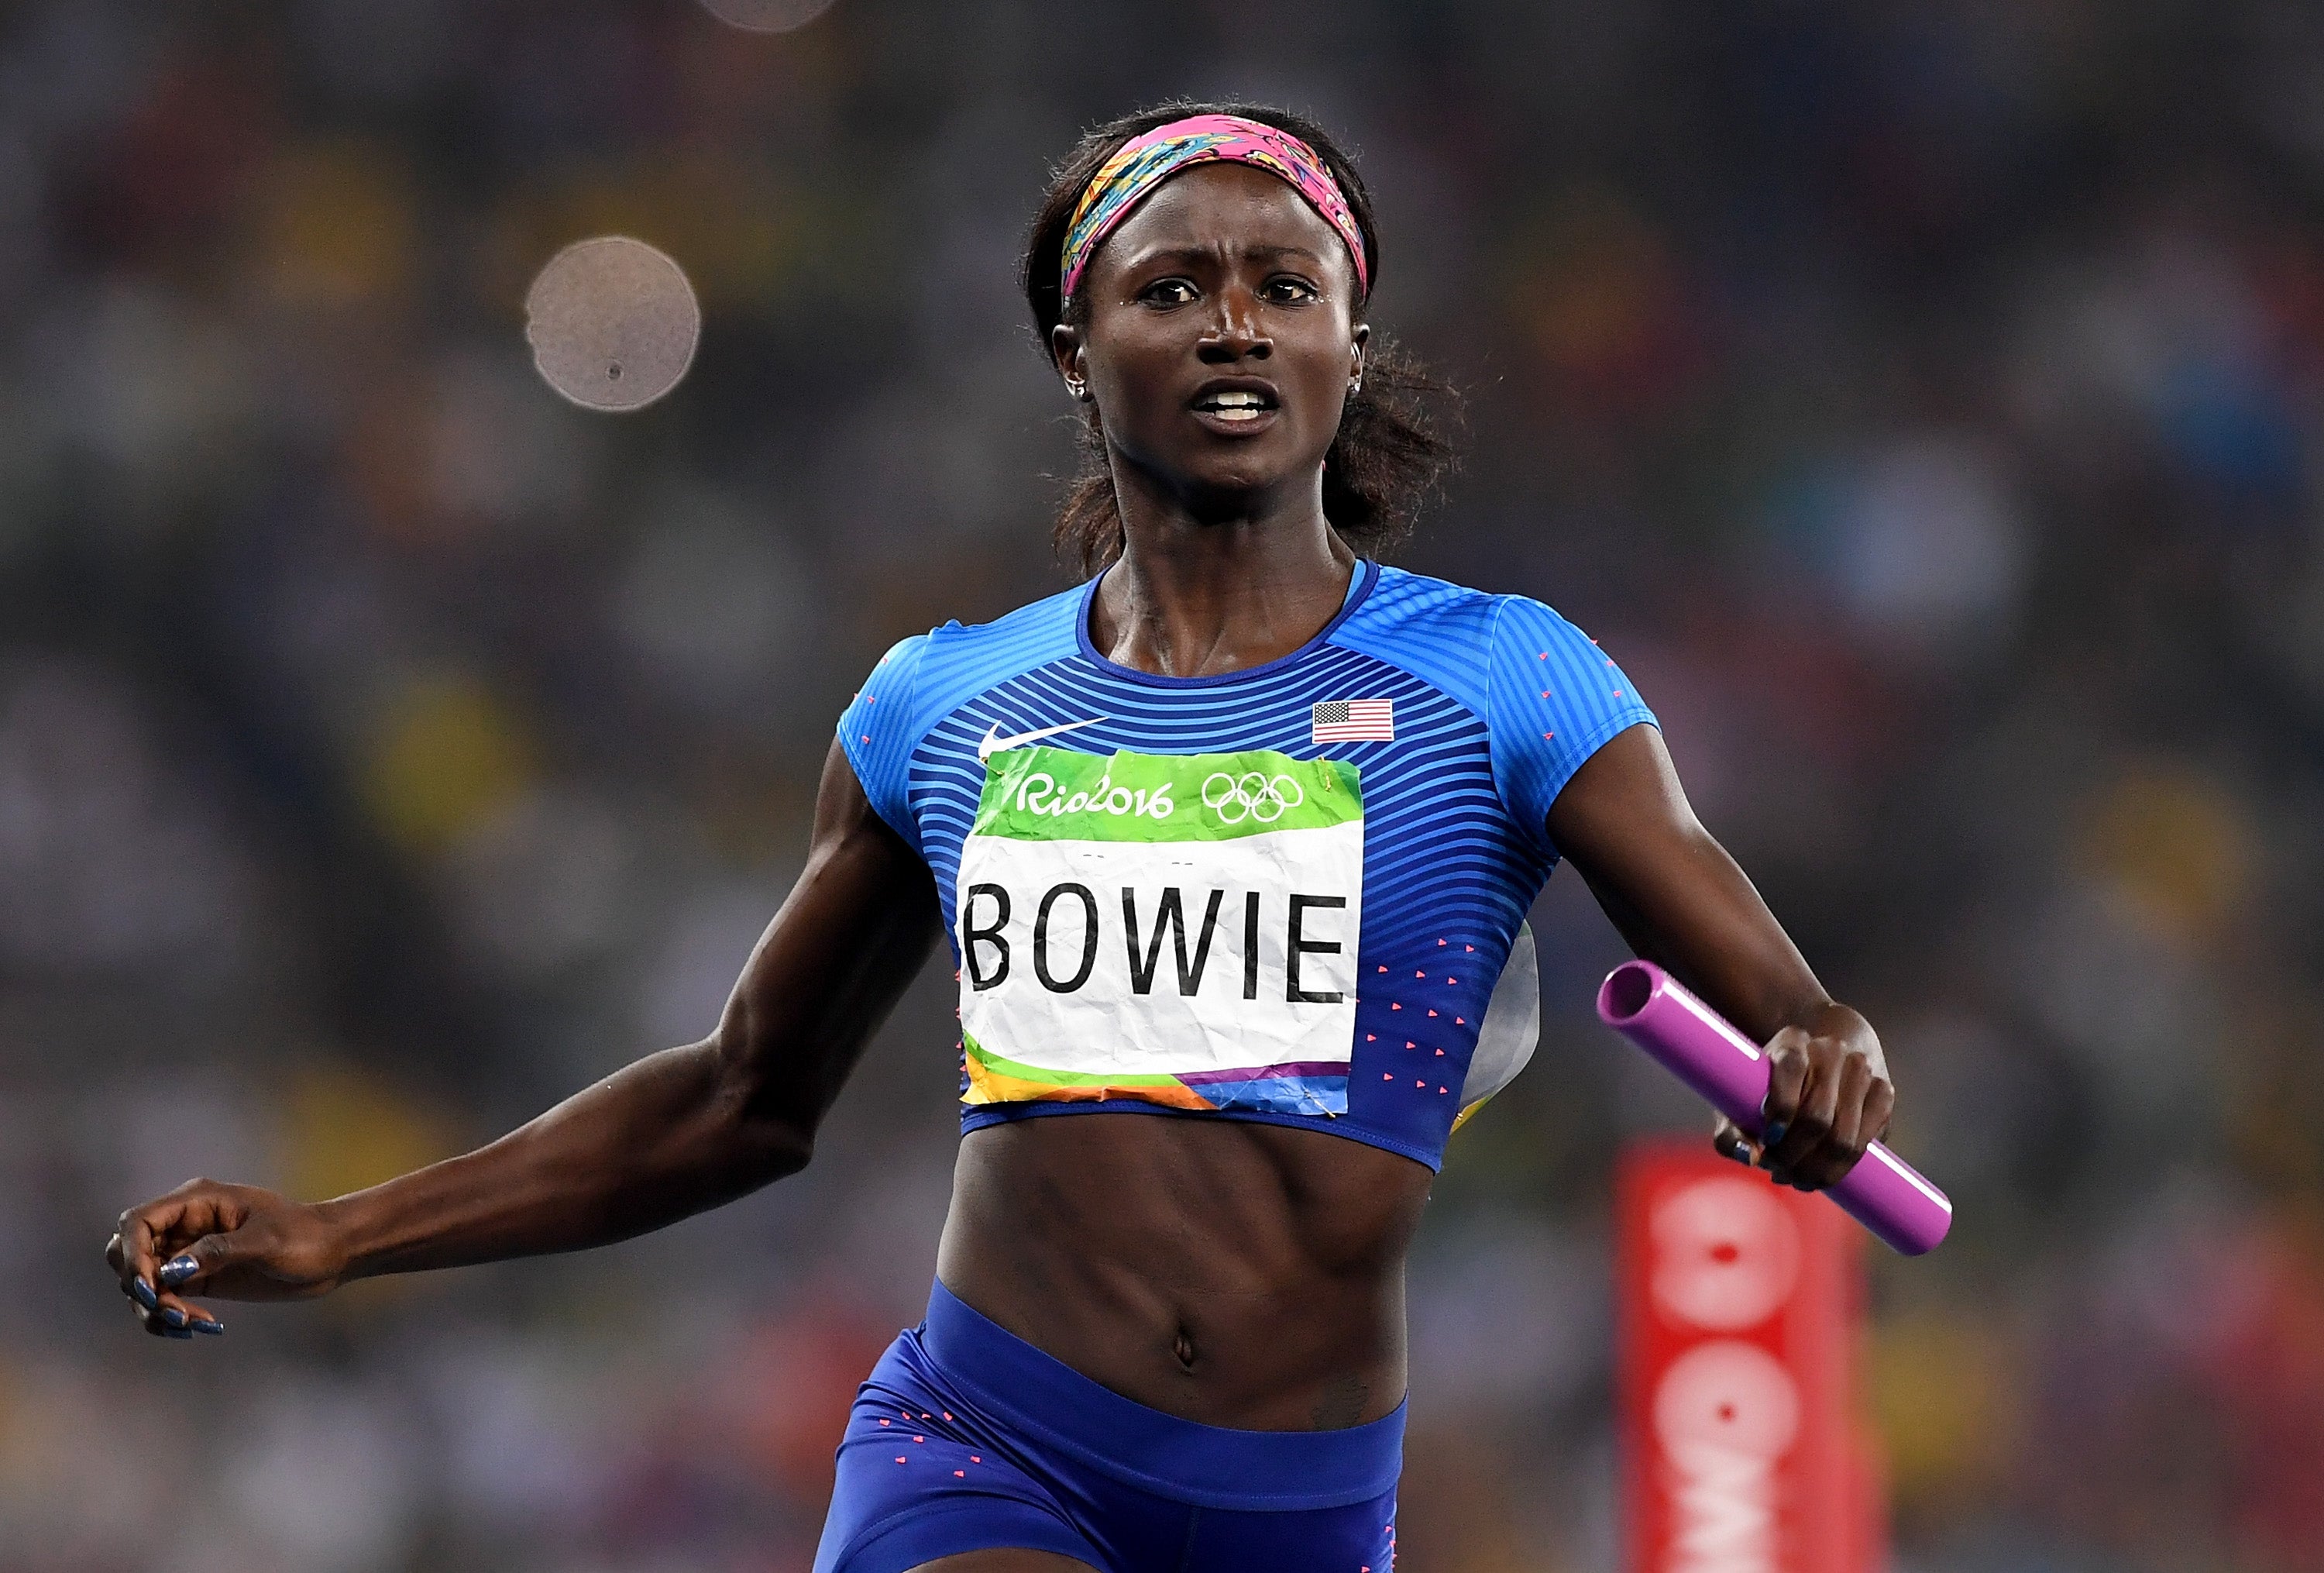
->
xmin=1021 ymin=100 xmax=1457 ymax=577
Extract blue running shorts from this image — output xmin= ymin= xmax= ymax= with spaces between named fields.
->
xmin=812 ymin=1281 xmax=1403 ymax=1572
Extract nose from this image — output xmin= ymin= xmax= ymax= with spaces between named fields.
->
xmin=1195 ymin=289 xmax=1272 ymax=363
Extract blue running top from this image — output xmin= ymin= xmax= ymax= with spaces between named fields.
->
xmin=838 ymin=561 xmax=1655 ymax=1171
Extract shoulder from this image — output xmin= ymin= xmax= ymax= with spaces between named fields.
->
xmin=924 ymin=579 xmax=1088 ymax=659
xmin=912 ymin=581 xmax=1085 ymax=712
xmin=1343 ymin=563 xmax=1503 ymax=634
xmin=1340 ymin=564 xmax=1599 ymax=647
xmin=1332 ymin=565 xmax=1595 ymax=707
xmin=850 ymin=582 xmax=1086 ymax=735
xmin=1336 ymin=564 xmax=1656 ymax=853
xmin=840 ymin=581 xmax=1089 ymax=846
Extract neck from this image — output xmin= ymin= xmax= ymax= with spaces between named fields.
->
xmin=1091 ymin=464 xmax=1358 ymax=679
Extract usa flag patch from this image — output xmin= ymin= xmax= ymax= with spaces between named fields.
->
xmin=1312 ymin=698 xmax=1394 ymax=744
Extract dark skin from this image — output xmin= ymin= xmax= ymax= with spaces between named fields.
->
xmin=107 ymin=163 xmax=1891 ymax=1573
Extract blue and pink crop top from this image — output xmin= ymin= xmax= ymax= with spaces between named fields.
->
xmin=837 ymin=562 xmax=1655 ymax=1171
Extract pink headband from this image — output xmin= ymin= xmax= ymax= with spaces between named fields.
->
xmin=1058 ymin=113 xmax=1370 ymax=307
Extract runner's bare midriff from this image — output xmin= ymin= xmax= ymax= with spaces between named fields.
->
xmin=937 ymin=1113 xmax=1432 ymax=1432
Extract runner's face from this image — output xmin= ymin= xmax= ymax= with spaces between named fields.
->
xmin=1054 ymin=162 xmax=1367 ymax=513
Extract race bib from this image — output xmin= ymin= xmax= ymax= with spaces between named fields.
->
xmin=954 ymin=746 xmax=1363 ymax=1117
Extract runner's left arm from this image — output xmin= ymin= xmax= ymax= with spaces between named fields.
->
xmin=1545 ymin=722 xmax=1894 ymax=1191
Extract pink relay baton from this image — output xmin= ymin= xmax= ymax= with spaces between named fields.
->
xmin=1597 ymin=959 xmax=1953 ymax=1256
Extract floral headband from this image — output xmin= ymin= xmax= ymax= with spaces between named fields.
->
xmin=1059 ymin=113 xmax=1370 ymax=307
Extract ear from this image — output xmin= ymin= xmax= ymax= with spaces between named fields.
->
xmin=1349 ymin=322 xmax=1370 ymax=385
xmin=1050 ymin=322 xmax=1089 ymax=399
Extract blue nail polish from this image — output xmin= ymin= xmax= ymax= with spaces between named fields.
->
xmin=1762 ymin=1121 xmax=1788 ymax=1148
xmin=156 ymin=1255 xmax=199 ymax=1288
xmin=162 ymin=1326 xmax=194 ymax=1341
xmin=191 ymin=1317 xmax=225 ymax=1336
xmin=163 ymin=1306 xmax=187 ymax=1329
xmin=130 ymin=1279 xmax=159 ymax=1310
xmin=1726 ymin=1144 xmax=1753 ymax=1165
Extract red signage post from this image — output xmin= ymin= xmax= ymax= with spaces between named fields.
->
xmin=1618 ymin=1142 xmax=1884 ymax=1573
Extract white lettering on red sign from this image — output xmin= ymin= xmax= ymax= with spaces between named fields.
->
xmin=1621 ymin=1148 xmax=1871 ymax=1573
xmin=1654 ymin=1340 xmax=1801 ymax=1572
xmin=1652 ymin=1178 xmax=1801 ymax=1332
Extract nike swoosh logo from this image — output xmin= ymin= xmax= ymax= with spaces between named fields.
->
xmin=978 ymin=716 xmax=1107 ymax=763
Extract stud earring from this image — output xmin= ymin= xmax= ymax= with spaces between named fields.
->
xmin=1066 ymin=379 xmax=1088 ymax=401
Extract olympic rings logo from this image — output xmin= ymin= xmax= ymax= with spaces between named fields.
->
xmin=1201 ymin=770 xmax=1305 ymax=824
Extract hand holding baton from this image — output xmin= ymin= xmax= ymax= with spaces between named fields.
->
xmin=1597 ymin=959 xmax=1952 ymax=1255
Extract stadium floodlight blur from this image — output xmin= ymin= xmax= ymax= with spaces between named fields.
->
xmin=696 ymin=0 xmax=840 ymax=33
xmin=524 ymin=237 xmax=702 ymax=411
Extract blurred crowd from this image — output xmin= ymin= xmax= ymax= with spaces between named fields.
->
xmin=3 ymin=2 xmax=2322 ymax=1569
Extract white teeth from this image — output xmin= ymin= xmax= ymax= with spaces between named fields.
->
xmin=1198 ymin=390 xmax=1271 ymax=417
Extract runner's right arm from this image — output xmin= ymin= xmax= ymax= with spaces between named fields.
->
xmin=105 ymin=738 xmax=940 ymax=1337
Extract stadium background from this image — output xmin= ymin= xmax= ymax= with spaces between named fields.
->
xmin=5 ymin=2 xmax=2323 ymax=1568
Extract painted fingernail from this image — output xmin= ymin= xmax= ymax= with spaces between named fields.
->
xmin=1725 ymin=1144 xmax=1754 ymax=1165
xmin=163 ymin=1306 xmax=187 ymax=1329
xmin=130 ymin=1278 xmax=159 ymax=1310
xmin=156 ymin=1255 xmax=199 ymax=1288
xmin=191 ymin=1317 xmax=225 ymax=1336
xmin=1762 ymin=1121 xmax=1788 ymax=1148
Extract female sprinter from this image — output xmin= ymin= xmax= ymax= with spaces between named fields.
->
xmin=108 ymin=104 xmax=1896 ymax=1572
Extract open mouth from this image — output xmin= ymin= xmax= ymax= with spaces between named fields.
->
xmin=1191 ymin=384 xmax=1280 ymax=423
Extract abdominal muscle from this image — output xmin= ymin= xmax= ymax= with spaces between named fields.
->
xmin=935 ymin=1112 xmax=1434 ymax=1432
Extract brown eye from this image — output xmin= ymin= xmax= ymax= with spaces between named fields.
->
xmin=1143 ymin=278 xmax=1198 ymax=305
xmin=1263 ymin=276 xmax=1320 ymax=304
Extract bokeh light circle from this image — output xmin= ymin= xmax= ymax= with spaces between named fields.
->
xmin=696 ymin=0 xmax=837 ymax=33
xmin=523 ymin=237 xmax=701 ymax=412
